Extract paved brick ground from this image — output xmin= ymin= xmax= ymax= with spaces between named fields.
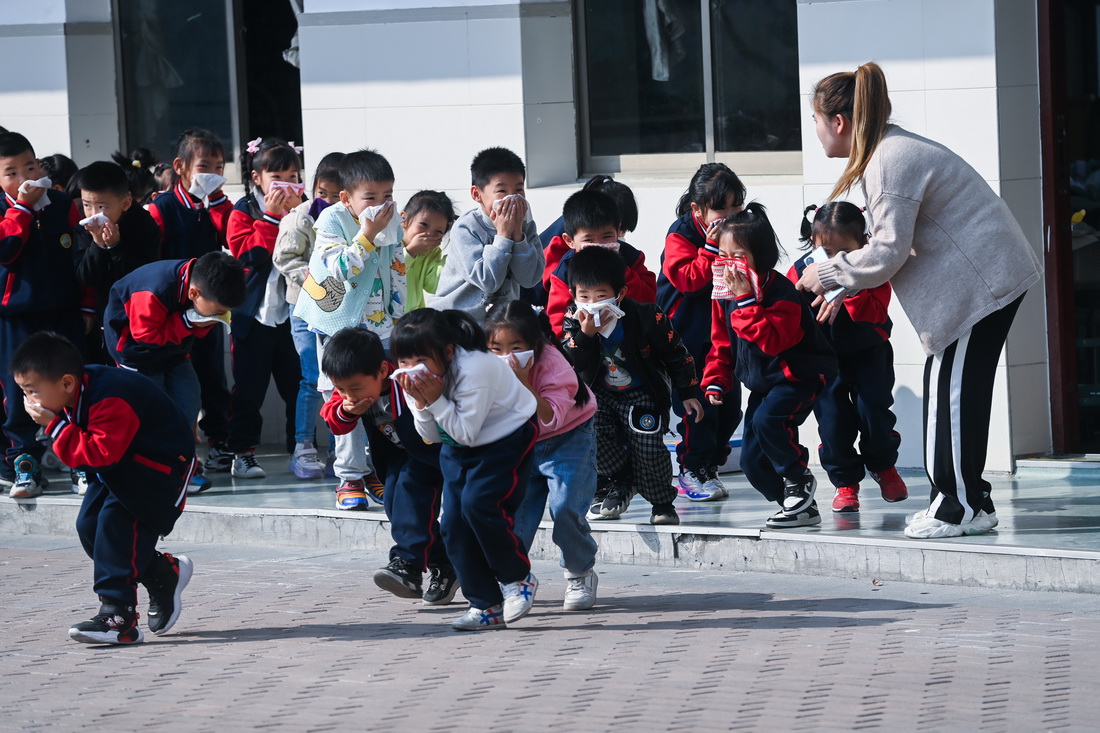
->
xmin=3 ymin=534 xmax=1100 ymax=732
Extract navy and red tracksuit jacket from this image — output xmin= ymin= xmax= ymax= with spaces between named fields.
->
xmin=320 ymin=379 xmax=442 ymax=470
xmin=787 ymin=253 xmax=892 ymax=354
xmin=148 ymin=183 xmax=232 ymax=260
xmin=0 ymin=190 xmax=88 ymax=317
xmin=703 ymin=271 xmax=837 ymax=396
xmin=47 ymin=365 xmax=197 ymax=536
xmin=545 ymin=240 xmax=657 ymax=337
xmin=655 ymin=211 xmax=719 ymax=350
xmin=226 ymin=192 xmax=287 ymax=336
xmin=104 ymin=259 xmax=217 ymax=372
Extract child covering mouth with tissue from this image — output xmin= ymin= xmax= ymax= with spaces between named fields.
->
xmin=431 ymin=147 xmax=543 ymax=322
xmin=562 ymin=247 xmax=703 ymax=527
xmin=293 ymin=148 xmax=406 ymax=511
xmin=485 ymin=300 xmax=600 ymax=612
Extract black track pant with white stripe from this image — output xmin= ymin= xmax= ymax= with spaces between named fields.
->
xmin=923 ymin=295 xmax=1023 ymax=524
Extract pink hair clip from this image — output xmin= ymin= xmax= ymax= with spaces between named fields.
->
xmin=288 ymin=141 xmax=303 ymax=155
xmin=246 ymin=137 xmax=262 ymax=155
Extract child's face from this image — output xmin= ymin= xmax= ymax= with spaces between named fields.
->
xmin=315 ymin=178 xmax=341 ymax=206
xmin=0 ymin=150 xmax=42 ymax=200
xmin=331 ymin=368 xmax=390 ymax=404
xmin=718 ymin=233 xmax=755 ymax=271
xmin=401 ymin=210 xmax=449 ymax=251
xmin=252 ymin=167 xmax=301 ymax=195
xmin=692 ymin=194 xmax=742 ymax=225
xmin=397 ymin=348 xmax=451 ymax=378
xmin=563 ymin=225 xmax=618 ymax=251
xmin=342 ymin=180 xmax=394 ymax=219
xmin=487 ymin=327 xmax=533 ymax=356
xmin=471 ymin=173 xmax=525 ymax=217
xmin=187 ymin=286 xmax=231 ymax=317
xmin=80 ymin=189 xmax=132 ymax=224
xmin=15 ymin=370 xmax=78 ymax=414
xmin=813 ymin=231 xmax=866 ymax=258
xmin=572 ymin=283 xmax=625 ymax=305
xmin=175 ymin=151 xmax=225 ymax=192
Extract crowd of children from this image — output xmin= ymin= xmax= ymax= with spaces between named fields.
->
xmin=2 ymin=124 xmax=919 ymax=644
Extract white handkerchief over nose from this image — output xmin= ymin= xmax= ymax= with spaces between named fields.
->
xmin=18 ymin=177 xmax=53 ymax=211
xmin=361 ymin=200 xmax=395 ymax=222
xmin=576 ymin=298 xmax=626 ymax=336
xmin=188 ymin=173 xmax=227 ymax=201
xmin=498 ymin=350 xmax=535 ymax=368
xmin=491 ymin=194 xmax=534 ymax=224
xmin=389 ymin=362 xmax=431 ymax=381
xmin=79 ymin=212 xmax=110 ymax=228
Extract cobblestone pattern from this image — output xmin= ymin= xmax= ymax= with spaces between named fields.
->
xmin=2 ymin=537 xmax=1100 ymax=732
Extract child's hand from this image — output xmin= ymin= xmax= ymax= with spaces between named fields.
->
xmin=725 ymin=267 xmax=752 ymax=298
xmin=359 ymin=202 xmax=395 ymax=244
xmin=683 ymin=397 xmax=704 ymax=423
xmin=814 ymin=294 xmax=846 ymax=325
xmin=507 ymin=353 xmax=533 ymax=386
xmin=576 ymin=308 xmax=597 ymax=337
xmin=23 ymin=397 xmax=56 ymax=427
xmin=17 ymin=184 xmax=45 ymax=209
xmin=509 ymin=197 xmax=528 ymax=240
xmin=494 ymin=198 xmax=520 ymax=239
xmin=706 ymin=391 xmax=723 ymax=406
xmin=265 ymin=186 xmax=290 ymax=217
xmin=396 ymin=373 xmax=427 ymax=409
xmin=341 ymin=395 xmax=376 ymax=416
xmin=88 ymin=219 xmax=120 ymax=248
xmin=412 ymin=370 xmax=445 ymax=406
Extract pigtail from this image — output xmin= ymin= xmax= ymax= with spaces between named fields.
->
xmin=112 ymin=147 xmax=158 ymax=203
xmin=441 ymin=310 xmax=489 ymax=353
xmin=241 ymin=137 xmax=304 ymax=211
xmin=799 ymin=204 xmax=819 ymax=250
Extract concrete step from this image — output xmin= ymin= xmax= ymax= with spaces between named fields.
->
xmin=5 ymin=495 xmax=1099 ymax=594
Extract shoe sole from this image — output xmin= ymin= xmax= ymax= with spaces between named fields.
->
xmin=373 ymin=570 xmax=422 ymax=599
xmin=831 ymin=506 xmax=859 ymax=513
xmin=452 ymin=622 xmax=507 ymax=632
xmin=563 ymin=574 xmax=598 ymax=611
xmin=151 ymin=555 xmax=193 ymax=636
xmin=231 ymin=471 xmax=266 ymax=479
xmin=290 ymin=468 xmax=324 ymax=480
xmin=365 ymin=493 xmax=384 ymax=506
xmin=9 ymin=489 xmax=44 ymax=499
xmin=651 ymin=515 xmax=680 ymax=525
xmin=335 ymin=499 xmax=368 ymax=511
xmin=881 ymin=494 xmax=909 ymax=503
xmin=69 ymin=627 xmax=145 ymax=644
xmin=423 ymin=582 xmax=460 ymax=606
xmin=766 ymin=515 xmax=822 ymax=529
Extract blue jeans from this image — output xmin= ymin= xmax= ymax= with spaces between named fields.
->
xmin=513 ymin=418 xmax=598 ymax=576
xmin=146 ymin=360 xmax=201 ymax=429
xmin=290 ymin=316 xmax=324 ymax=444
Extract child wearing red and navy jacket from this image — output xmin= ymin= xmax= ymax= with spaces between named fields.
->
xmin=702 ymin=204 xmax=837 ymax=530
xmin=655 ymin=163 xmax=747 ymax=502
xmin=0 ymin=131 xmax=88 ymax=496
xmin=12 ymin=333 xmax=198 ymax=645
xmin=788 ymin=203 xmax=907 ymax=514
xmin=318 ymin=328 xmax=456 ymax=604
xmin=147 ymin=128 xmax=235 ymax=472
xmin=224 ymin=138 xmax=304 ymax=479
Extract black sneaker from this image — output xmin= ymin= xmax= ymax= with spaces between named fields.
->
xmin=204 ymin=443 xmax=233 ymax=473
xmin=600 ymin=485 xmax=632 ymax=518
xmin=766 ymin=501 xmax=822 ymax=528
xmin=373 ymin=557 xmax=422 ymax=599
xmin=587 ymin=483 xmax=612 ymax=521
xmin=781 ymin=468 xmax=817 ymax=515
xmin=423 ymin=564 xmax=459 ymax=606
xmin=650 ymin=503 xmax=680 ymax=525
xmin=69 ymin=600 xmax=143 ymax=645
xmin=143 ymin=552 xmax=193 ymax=635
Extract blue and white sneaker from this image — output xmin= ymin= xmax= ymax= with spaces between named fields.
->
xmin=451 ymin=604 xmax=507 ymax=631
xmin=187 ymin=473 xmax=213 ymax=495
xmin=501 ymin=572 xmax=538 ymax=623
xmin=10 ymin=454 xmax=47 ymax=499
xmin=678 ymin=467 xmax=720 ymax=501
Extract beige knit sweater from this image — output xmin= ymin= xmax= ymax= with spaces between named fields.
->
xmin=816 ymin=125 xmax=1043 ymax=356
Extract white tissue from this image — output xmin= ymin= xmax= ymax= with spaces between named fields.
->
xmin=18 ymin=177 xmax=52 ymax=211
xmin=389 ymin=362 xmax=430 ymax=381
xmin=79 ymin=212 xmax=110 ymax=228
xmin=184 ymin=309 xmax=231 ymax=328
xmin=575 ymin=298 xmax=625 ymax=329
xmin=499 ymin=350 xmax=535 ymax=368
xmin=361 ymin=200 xmax=395 ymax=222
xmin=269 ymin=180 xmax=305 ymax=197
xmin=188 ymin=173 xmax=227 ymax=201
xmin=577 ymin=241 xmax=621 ymax=252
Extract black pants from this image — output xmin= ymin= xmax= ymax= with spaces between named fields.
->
xmin=816 ymin=341 xmax=901 ymax=487
xmin=740 ymin=379 xmax=823 ymax=503
xmin=595 ymin=388 xmax=676 ymax=505
xmin=368 ymin=429 xmax=448 ymax=572
xmin=924 ymin=296 xmax=1023 ymax=524
xmin=227 ymin=318 xmax=300 ymax=454
xmin=76 ymin=481 xmax=163 ymax=607
xmin=0 ymin=312 xmax=83 ymax=474
xmin=439 ymin=419 xmax=537 ymax=610
xmin=672 ymin=337 xmax=742 ymax=473
xmin=192 ymin=328 xmax=230 ymax=447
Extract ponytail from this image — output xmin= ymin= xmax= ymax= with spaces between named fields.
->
xmin=799 ymin=204 xmax=818 ymax=247
xmin=440 ymin=310 xmax=488 ymax=353
xmin=813 ymin=61 xmax=892 ymax=201
xmin=800 ymin=201 xmax=868 ymax=252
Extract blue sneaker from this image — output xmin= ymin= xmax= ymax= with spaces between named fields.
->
xmin=677 ymin=468 xmax=719 ymax=501
xmin=335 ymin=479 xmax=368 ymax=510
xmin=187 ymin=473 xmax=213 ymax=495
xmin=10 ymin=454 xmax=46 ymax=499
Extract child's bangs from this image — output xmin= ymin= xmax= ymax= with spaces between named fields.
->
xmin=391 ymin=323 xmax=444 ymax=363
xmin=260 ymin=146 xmax=301 ymax=174
xmin=702 ymin=174 xmax=747 ymax=211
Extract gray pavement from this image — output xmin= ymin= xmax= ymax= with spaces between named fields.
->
xmin=2 ymin=534 xmax=1099 ymax=732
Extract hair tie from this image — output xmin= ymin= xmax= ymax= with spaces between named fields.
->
xmin=531 ymin=305 xmax=544 ymax=315
xmin=603 ymin=177 xmax=612 ymax=184
xmin=131 ymin=159 xmax=142 ymax=169
xmin=246 ymin=137 xmax=262 ymax=155
xmin=288 ymin=141 xmax=304 ymax=155
xmin=861 ymin=206 xmax=867 ymax=212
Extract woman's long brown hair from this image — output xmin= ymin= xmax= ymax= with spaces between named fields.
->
xmin=813 ymin=62 xmax=892 ymax=201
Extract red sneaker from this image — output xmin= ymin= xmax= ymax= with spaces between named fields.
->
xmin=871 ymin=467 xmax=908 ymax=503
xmin=831 ymin=485 xmax=860 ymax=513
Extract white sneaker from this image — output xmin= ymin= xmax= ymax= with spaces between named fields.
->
xmin=904 ymin=513 xmax=964 ymax=539
xmin=563 ymin=570 xmax=598 ymax=611
xmin=963 ymin=510 xmax=999 ymax=535
xmin=451 ymin=605 xmax=506 ymax=631
xmin=231 ymin=452 xmax=266 ymax=479
xmin=70 ymin=470 xmax=88 ymax=496
xmin=501 ymin=572 xmax=538 ymax=624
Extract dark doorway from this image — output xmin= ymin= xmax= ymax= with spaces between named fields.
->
xmin=235 ymin=0 xmax=303 ymax=156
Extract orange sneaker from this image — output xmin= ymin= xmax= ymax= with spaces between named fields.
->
xmin=870 ymin=467 xmax=908 ymax=503
xmin=831 ymin=485 xmax=860 ymax=513
xmin=335 ymin=479 xmax=368 ymax=510
xmin=363 ymin=473 xmax=385 ymax=505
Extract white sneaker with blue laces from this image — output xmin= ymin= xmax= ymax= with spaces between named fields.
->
xmin=501 ymin=572 xmax=538 ymax=623
xmin=451 ymin=604 xmax=507 ymax=631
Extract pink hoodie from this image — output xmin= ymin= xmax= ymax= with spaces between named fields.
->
xmin=528 ymin=344 xmax=597 ymax=441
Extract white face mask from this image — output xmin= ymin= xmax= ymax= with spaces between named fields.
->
xmin=498 ymin=350 xmax=534 ymax=368
xmin=189 ymin=172 xmax=227 ymax=200
xmin=577 ymin=241 xmax=621 ymax=252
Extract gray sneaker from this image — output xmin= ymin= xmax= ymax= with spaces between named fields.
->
xmin=600 ymin=485 xmax=632 ymax=518
xmin=563 ymin=571 xmax=598 ymax=611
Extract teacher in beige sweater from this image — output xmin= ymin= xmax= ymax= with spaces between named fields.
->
xmin=797 ymin=62 xmax=1042 ymax=540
